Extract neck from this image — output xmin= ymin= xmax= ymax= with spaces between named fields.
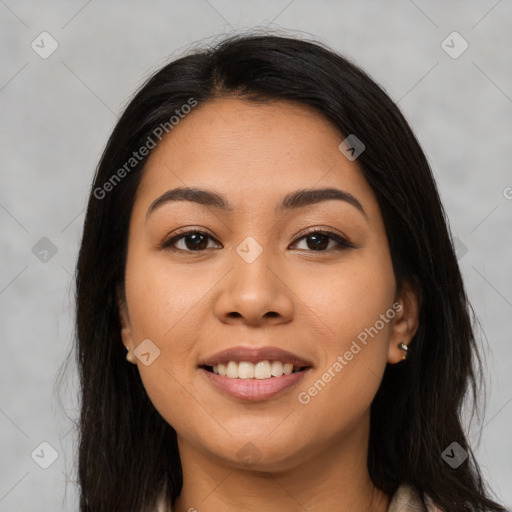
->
xmin=172 ymin=420 xmax=389 ymax=512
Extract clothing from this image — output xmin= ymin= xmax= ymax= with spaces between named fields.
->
xmin=157 ymin=483 xmax=443 ymax=511
xmin=388 ymin=484 xmax=442 ymax=511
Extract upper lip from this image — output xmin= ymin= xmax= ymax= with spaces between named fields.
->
xmin=199 ymin=346 xmax=313 ymax=368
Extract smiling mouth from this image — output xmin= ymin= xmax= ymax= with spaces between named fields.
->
xmin=201 ymin=360 xmax=311 ymax=380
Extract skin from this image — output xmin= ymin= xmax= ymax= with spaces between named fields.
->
xmin=119 ymin=98 xmax=420 ymax=512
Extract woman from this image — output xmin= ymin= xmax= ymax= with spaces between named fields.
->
xmin=74 ymin=32 xmax=507 ymax=511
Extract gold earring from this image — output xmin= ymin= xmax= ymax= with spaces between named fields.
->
xmin=398 ymin=342 xmax=408 ymax=360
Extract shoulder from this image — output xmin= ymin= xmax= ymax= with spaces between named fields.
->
xmin=388 ymin=484 xmax=443 ymax=512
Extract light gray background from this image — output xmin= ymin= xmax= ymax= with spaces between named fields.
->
xmin=1 ymin=1 xmax=511 ymax=510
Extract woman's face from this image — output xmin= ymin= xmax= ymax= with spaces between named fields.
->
xmin=119 ymin=98 xmax=418 ymax=470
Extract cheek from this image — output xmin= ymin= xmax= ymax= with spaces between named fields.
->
xmin=294 ymin=246 xmax=396 ymax=346
xmin=124 ymin=248 xmax=215 ymax=342
xmin=292 ymin=246 xmax=395 ymax=407
xmin=123 ymin=252 xmax=221 ymax=428
xmin=137 ymin=363 xmax=194 ymax=431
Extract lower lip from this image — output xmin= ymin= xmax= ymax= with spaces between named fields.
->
xmin=200 ymin=367 xmax=310 ymax=401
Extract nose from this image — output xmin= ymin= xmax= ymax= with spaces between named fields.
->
xmin=213 ymin=244 xmax=294 ymax=327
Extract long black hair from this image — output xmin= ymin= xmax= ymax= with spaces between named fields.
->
xmin=70 ymin=31 xmax=507 ymax=511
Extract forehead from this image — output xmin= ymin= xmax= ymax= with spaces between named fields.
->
xmin=135 ymin=98 xmax=376 ymax=217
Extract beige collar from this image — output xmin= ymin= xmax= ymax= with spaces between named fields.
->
xmin=388 ymin=484 xmax=443 ymax=512
xmin=387 ymin=484 xmax=427 ymax=511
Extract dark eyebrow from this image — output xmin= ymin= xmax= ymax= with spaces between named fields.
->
xmin=277 ymin=187 xmax=368 ymax=221
xmin=146 ymin=187 xmax=233 ymax=222
xmin=145 ymin=186 xmax=368 ymax=222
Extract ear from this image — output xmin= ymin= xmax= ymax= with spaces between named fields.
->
xmin=387 ymin=280 xmax=421 ymax=364
xmin=117 ymin=285 xmax=136 ymax=363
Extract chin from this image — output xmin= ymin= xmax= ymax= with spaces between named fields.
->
xmin=201 ymin=433 xmax=310 ymax=473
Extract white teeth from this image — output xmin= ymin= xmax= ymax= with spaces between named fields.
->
xmin=270 ymin=361 xmax=283 ymax=377
xmin=210 ymin=360 xmax=304 ymax=379
xmin=254 ymin=361 xmax=271 ymax=379
xmin=226 ymin=361 xmax=238 ymax=378
xmin=238 ymin=361 xmax=255 ymax=379
xmin=283 ymin=363 xmax=293 ymax=375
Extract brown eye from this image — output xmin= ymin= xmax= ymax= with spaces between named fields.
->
xmin=292 ymin=229 xmax=354 ymax=252
xmin=162 ymin=228 xmax=353 ymax=253
xmin=162 ymin=230 xmax=221 ymax=252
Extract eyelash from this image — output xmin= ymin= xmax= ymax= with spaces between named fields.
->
xmin=160 ymin=228 xmax=354 ymax=253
